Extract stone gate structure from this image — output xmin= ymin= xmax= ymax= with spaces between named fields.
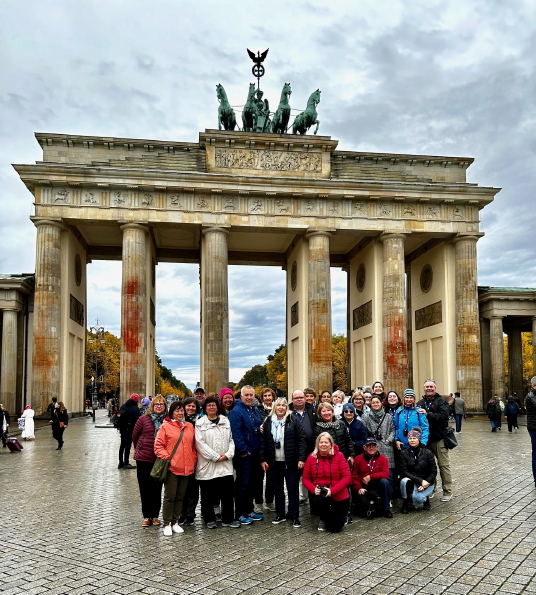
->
xmin=12 ymin=129 xmax=500 ymax=414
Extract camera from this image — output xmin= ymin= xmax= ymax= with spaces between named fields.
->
xmin=252 ymin=428 xmax=259 ymax=437
xmin=275 ymin=440 xmax=281 ymax=449
xmin=376 ymin=433 xmax=382 ymax=441
xmin=403 ymin=429 xmax=408 ymax=437
xmin=317 ymin=486 xmax=329 ymax=497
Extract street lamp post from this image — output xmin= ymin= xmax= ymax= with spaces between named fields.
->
xmin=89 ymin=319 xmax=105 ymax=415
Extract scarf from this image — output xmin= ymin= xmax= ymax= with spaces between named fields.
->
xmin=150 ymin=412 xmax=165 ymax=437
xmin=316 ymin=420 xmax=339 ymax=430
xmin=271 ymin=414 xmax=285 ymax=443
xmin=369 ymin=408 xmax=385 ymax=424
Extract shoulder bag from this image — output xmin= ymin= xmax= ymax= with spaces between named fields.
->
xmin=443 ymin=426 xmax=458 ymax=450
xmin=150 ymin=427 xmax=186 ymax=483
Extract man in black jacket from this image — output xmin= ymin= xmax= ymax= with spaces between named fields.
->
xmin=290 ymin=390 xmax=317 ymax=505
xmin=117 ymin=393 xmax=142 ymax=469
xmin=525 ymin=377 xmax=536 ymax=487
xmin=416 ymin=380 xmax=453 ymax=502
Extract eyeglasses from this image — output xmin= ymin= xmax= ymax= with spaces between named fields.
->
xmin=154 ymin=403 xmax=165 ymax=407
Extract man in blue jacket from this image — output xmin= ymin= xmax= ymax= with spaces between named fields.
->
xmin=229 ymin=385 xmax=264 ymax=524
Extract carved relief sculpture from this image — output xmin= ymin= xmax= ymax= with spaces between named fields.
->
xmin=224 ymin=198 xmax=235 ymax=210
xmin=141 ymin=193 xmax=154 ymax=206
xmin=379 ymin=203 xmax=392 ymax=216
xmin=453 ymin=206 xmax=464 ymax=220
xmin=84 ymin=192 xmax=97 ymax=204
xmin=55 ymin=189 xmax=69 ymax=203
xmin=427 ymin=206 xmax=439 ymax=219
xmin=403 ymin=205 xmax=416 ymax=217
xmin=170 ymin=194 xmax=182 ymax=207
xmin=215 ymin=148 xmax=321 ymax=173
xmin=276 ymin=200 xmax=289 ymax=213
xmin=250 ymin=199 xmax=263 ymax=213
xmin=113 ymin=191 xmax=126 ymax=205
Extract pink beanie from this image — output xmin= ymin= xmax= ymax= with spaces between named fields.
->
xmin=219 ymin=388 xmax=234 ymax=401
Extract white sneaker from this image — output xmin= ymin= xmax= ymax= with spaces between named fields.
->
xmin=172 ymin=522 xmax=184 ymax=534
xmin=440 ymin=494 xmax=453 ymax=502
xmin=163 ymin=523 xmax=173 ymax=537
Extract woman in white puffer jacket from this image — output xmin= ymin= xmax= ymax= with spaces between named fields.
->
xmin=195 ymin=395 xmax=238 ymax=529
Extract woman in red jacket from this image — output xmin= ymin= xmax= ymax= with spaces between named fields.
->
xmin=132 ymin=395 xmax=168 ymax=528
xmin=154 ymin=401 xmax=197 ymax=537
xmin=302 ymin=432 xmax=351 ymax=533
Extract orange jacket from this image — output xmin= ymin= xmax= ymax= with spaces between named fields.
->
xmin=154 ymin=420 xmax=197 ymax=476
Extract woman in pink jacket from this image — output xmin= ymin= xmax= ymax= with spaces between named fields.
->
xmin=154 ymin=401 xmax=197 ymax=537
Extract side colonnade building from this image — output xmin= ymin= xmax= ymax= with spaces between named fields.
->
xmin=8 ymin=129 xmax=501 ymax=415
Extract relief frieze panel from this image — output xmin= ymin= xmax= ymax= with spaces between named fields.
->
xmin=214 ymin=147 xmax=322 ymax=173
xmin=415 ymin=301 xmax=442 ymax=331
xmin=353 ymin=300 xmax=372 ymax=330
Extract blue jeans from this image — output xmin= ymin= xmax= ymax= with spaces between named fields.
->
xmin=400 ymin=477 xmax=434 ymax=508
xmin=529 ymin=430 xmax=536 ymax=485
xmin=454 ymin=414 xmax=463 ymax=432
xmin=489 ymin=418 xmax=498 ymax=430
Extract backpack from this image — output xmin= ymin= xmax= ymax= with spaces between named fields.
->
xmin=507 ymin=403 xmax=518 ymax=415
xmin=352 ymin=489 xmax=383 ymax=519
xmin=111 ymin=404 xmax=127 ymax=430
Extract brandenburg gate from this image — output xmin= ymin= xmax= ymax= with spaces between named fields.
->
xmin=12 ymin=125 xmax=499 ymax=414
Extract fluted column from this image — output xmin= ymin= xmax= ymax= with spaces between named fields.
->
xmin=381 ymin=233 xmax=408 ymax=396
xmin=508 ymin=324 xmax=523 ymax=399
xmin=32 ymin=219 xmax=64 ymax=414
xmin=201 ymin=227 xmax=229 ymax=394
xmin=453 ymin=235 xmax=482 ymax=409
xmin=120 ymin=223 xmax=148 ymax=399
xmin=489 ymin=316 xmax=505 ymax=398
xmin=0 ymin=309 xmax=19 ymax=414
xmin=307 ymin=231 xmax=332 ymax=391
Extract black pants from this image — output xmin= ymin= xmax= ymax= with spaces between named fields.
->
xmin=52 ymin=424 xmax=65 ymax=447
xmin=180 ymin=473 xmax=199 ymax=521
xmin=507 ymin=415 xmax=518 ymax=432
xmin=119 ymin=433 xmax=133 ymax=464
xmin=234 ymin=452 xmax=262 ymax=518
xmin=136 ymin=460 xmax=163 ymax=519
xmin=271 ymin=462 xmax=300 ymax=520
xmin=254 ymin=466 xmax=274 ymax=505
xmin=200 ymin=475 xmax=235 ymax=523
xmin=353 ymin=478 xmax=392 ymax=514
xmin=309 ymin=494 xmax=349 ymax=533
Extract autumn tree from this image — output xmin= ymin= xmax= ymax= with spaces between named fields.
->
xmin=332 ymin=334 xmax=348 ymax=393
xmin=85 ymin=331 xmax=121 ymax=393
xmin=155 ymin=352 xmax=191 ymax=398
xmin=266 ymin=345 xmax=287 ymax=393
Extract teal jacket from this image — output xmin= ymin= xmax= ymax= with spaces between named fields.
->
xmin=393 ymin=406 xmax=429 ymax=447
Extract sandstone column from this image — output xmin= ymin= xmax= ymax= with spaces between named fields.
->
xmin=508 ymin=324 xmax=523 ymax=399
xmin=0 ymin=309 xmax=19 ymax=414
xmin=120 ymin=223 xmax=148 ymax=400
xmin=32 ymin=219 xmax=64 ymax=414
xmin=489 ymin=316 xmax=505 ymax=398
xmin=201 ymin=227 xmax=229 ymax=394
xmin=381 ymin=233 xmax=408 ymax=396
xmin=453 ymin=235 xmax=482 ymax=409
xmin=307 ymin=231 xmax=332 ymax=391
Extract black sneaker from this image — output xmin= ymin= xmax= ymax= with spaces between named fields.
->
xmin=292 ymin=518 xmax=301 ymax=528
xmin=117 ymin=462 xmax=124 ymax=469
xmin=123 ymin=463 xmax=136 ymax=469
xmin=272 ymin=515 xmax=286 ymax=525
xmin=184 ymin=518 xmax=195 ymax=526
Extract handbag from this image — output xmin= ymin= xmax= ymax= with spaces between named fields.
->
xmin=443 ymin=426 xmax=458 ymax=450
xmin=150 ymin=427 xmax=186 ymax=483
xmin=17 ymin=418 xmax=25 ymax=429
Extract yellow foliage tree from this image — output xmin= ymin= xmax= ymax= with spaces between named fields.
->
xmin=332 ymin=335 xmax=348 ymax=393
xmin=266 ymin=347 xmax=287 ymax=392
xmin=85 ymin=331 xmax=121 ymax=393
xmin=504 ymin=332 xmax=534 ymax=395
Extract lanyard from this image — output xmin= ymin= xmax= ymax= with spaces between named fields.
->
xmin=367 ymin=458 xmax=376 ymax=473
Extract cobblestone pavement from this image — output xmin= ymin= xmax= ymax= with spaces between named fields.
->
xmin=2 ymin=411 xmax=535 ymax=595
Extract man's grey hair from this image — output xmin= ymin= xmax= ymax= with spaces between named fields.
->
xmin=292 ymin=389 xmax=304 ymax=399
xmin=531 ymin=376 xmax=536 ymax=386
xmin=241 ymin=385 xmax=255 ymax=396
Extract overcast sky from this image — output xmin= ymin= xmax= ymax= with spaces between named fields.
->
xmin=1 ymin=0 xmax=535 ymax=389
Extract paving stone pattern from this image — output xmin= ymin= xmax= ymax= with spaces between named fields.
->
xmin=1 ymin=412 xmax=535 ymax=595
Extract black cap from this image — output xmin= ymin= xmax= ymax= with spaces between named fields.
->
xmin=364 ymin=438 xmax=377 ymax=446
xmin=195 ymin=387 xmax=206 ymax=394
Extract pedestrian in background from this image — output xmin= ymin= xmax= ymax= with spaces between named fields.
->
xmin=51 ymin=401 xmax=68 ymax=450
xmin=21 ymin=405 xmax=35 ymax=441
xmin=117 ymin=393 xmax=141 ymax=469
xmin=132 ymin=395 xmax=168 ymax=527
xmin=505 ymin=395 xmax=520 ymax=433
xmin=525 ymin=377 xmax=536 ymax=488
xmin=1 ymin=404 xmax=10 ymax=447
xmin=453 ymin=392 xmax=467 ymax=434
xmin=486 ymin=395 xmax=502 ymax=433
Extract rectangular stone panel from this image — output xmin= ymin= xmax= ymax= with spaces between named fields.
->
xmin=353 ymin=300 xmax=372 ymax=330
xmin=69 ymin=294 xmax=84 ymax=326
xmin=291 ymin=301 xmax=299 ymax=327
xmin=415 ymin=300 xmax=442 ymax=330
xmin=150 ymin=298 xmax=156 ymax=327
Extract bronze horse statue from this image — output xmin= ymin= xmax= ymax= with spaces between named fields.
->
xmin=242 ymin=83 xmax=258 ymax=132
xmin=216 ymin=84 xmax=237 ymax=131
xmin=271 ymin=82 xmax=292 ymax=134
xmin=292 ymin=89 xmax=321 ymax=135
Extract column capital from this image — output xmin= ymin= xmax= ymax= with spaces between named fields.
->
xmin=305 ymin=230 xmax=332 ymax=240
xmin=452 ymin=233 xmax=484 ymax=244
xmin=379 ymin=232 xmax=410 ymax=243
xmin=2 ymin=308 xmax=20 ymax=313
xmin=31 ymin=217 xmax=66 ymax=231
xmin=119 ymin=222 xmax=149 ymax=233
xmin=488 ymin=315 xmax=504 ymax=320
xmin=202 ymin=226 xmax=230 ymax=236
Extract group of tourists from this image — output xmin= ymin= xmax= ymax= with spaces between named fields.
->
xmin=123 ymin=378 xmax=460 ymax=535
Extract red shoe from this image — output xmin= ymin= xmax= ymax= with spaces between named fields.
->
xmin=141 ymin=519 xmax=151 ymax=527
xmin=151 ymin=518 xmax=161 ymax=526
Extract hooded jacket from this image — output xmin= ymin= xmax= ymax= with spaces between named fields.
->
xmin=195 ymin=415 xmax=235 ymax=480
xmin=302 ymin=444 xmax=351 ymax=501
xmin=341 ymin=415 xmax=368 ymax=455
xmin=118 ymin=398 xmax=142 ymax=435
xmin=525 ymin=388 xmax=536 ymax=431
xmin=228 ymin=398 xmax=262 ymax=457
xmin=154 ymin=420 xmax=196 ymax=476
